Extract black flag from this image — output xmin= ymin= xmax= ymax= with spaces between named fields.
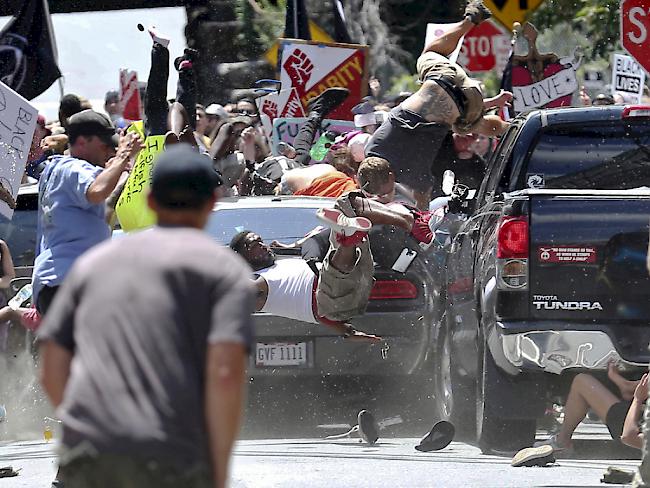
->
xmin=0 ymin=0 xmax=61 ymax=100
xmin=332 ymin=0 xmax=352 ymax=44
xmin=284 ymin=0 xmax=311 ymax=40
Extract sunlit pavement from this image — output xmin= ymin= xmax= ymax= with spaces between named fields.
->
xmin=0 ymin=424 xmax=641 ymax=488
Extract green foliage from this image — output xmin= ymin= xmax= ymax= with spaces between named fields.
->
xmin=234 ymin=0 xmax=286 ymax=57
xmin=531 ymin=0 xmax=621 ymax=60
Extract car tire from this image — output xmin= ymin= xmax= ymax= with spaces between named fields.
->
xmin=433 ymin=316 xmax=475 ymax=438
xmin=476 ymin=330 xmax=536 ymax=454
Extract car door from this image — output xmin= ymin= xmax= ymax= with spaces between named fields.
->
xmin=445 ymin=124 xmax=521 ymax=373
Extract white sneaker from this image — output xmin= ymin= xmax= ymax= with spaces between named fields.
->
xmin=511 ymin=445 xmax=555 ymax=467
xmin=533 ymin=434 xmax=573 ymax=453
xmin=147 ymin=25 xmax=170 ymax=47
xmin=317 ymin=208 xmax=371 ymax=236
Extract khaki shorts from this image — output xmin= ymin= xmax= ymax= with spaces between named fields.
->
xmin=416 ymin=52 xmax=484 ymax=133
xmin=315 ymin=192 xmax=375 ymax=322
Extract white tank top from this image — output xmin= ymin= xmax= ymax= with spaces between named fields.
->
xmin=258 ymin=259 xmax=317 ymax=324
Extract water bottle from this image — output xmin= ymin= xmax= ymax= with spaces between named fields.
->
xmin=8 ymin=284 xmax=32 ymax=310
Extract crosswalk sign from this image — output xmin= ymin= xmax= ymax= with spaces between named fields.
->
xmin=483 ymin=0 xmax=545 ymax=30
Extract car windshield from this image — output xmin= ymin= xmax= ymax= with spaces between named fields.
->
xmin=206 ymin=206 xmax=324 ymax=245
xmin=526 ymin=122 xmax=650 ymax=189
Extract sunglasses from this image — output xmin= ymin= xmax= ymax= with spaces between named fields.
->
xmin=235 ymin=109 xmax=257 ymax=116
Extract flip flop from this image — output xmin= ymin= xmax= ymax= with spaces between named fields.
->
xmin=357 ymin=410 xmax=379 ymax=445
xmin=415 ymin=420 xmax=455 ymax=452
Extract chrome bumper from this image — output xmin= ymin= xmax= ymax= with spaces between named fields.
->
xmin=501 ymin=328 xmax=647 ymax=374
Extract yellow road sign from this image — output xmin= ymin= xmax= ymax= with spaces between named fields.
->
xmin=484 ymin=0 xmax=545 ymax=30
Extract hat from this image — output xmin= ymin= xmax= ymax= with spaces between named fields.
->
xmin=205 ymin=103 xmax=228 ymax=119
xmin=67 ymin=109 xmax=119 ymax=147
xmin=151 ymin=144 xmax=223 ymax=208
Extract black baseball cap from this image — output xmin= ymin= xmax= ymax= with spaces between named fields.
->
xmin=151 ymin=144 xmax=223 ymax=209
xmin=67 ymin=109 xmax=119 ymax=147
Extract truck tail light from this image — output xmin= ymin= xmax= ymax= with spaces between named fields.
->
xmin=497 ymin=217 xmax=528 ymax=290
xmin=369 ymin=280 xmax=418 ymax=300
xmin=622 ymin=105 xmax=650 ymax=118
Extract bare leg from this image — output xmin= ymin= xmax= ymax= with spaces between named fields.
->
xmin=422 ymin=18 xmax=475 ymax=56
xmin=330 ymin=244 xmax=357 ymax=273
xmin=556 ymin=374 xmax=620 ymax=447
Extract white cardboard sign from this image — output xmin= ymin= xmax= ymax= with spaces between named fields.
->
xmin=0 ymin=81 xmax=37 ymax=220
xmin=611 ymin=53 xmax=646 ymax=104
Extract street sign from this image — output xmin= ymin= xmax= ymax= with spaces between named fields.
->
xmin=621 ymin=0 xmax=650 ymax=73
xmin=458 ymin=20 xmax=510 ymax=73
xmin=484 ymin=0 xmax=545 ymax=30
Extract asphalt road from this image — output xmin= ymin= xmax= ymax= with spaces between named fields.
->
xmin=0 ymin=424 xmax=641 ymax=488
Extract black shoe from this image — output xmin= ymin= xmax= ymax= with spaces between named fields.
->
xmin=415 ymin=420 xmax=455 ymax=452
xmin=306 ymin=88 xmax=350 ymax=118
xmin=511 ymin=445 xmax=555 ymax=467
xmin=174 ymin=48 xmax=199 ymax=71
xmin=357 ymin=410 xmax=379 ymax=445
xmin=51 ymin=480 xmax=64 ymax=487
xmin=465 ymin=0 xmax=492 ymax=25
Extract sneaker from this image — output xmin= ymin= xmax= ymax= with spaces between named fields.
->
xmin=511 ymin=445 xmax=555 ymax=467
xmin=415 ymin=420 xmax=455 ymax=452
xmin=306 ymin=88 xmax=350 ymax=118
xmin=174 ymin=48 xmax=199 ymax=71
xmin=147 ymin=25 xmax=170 ymax=48
xmin=357 ymin=410 xmax=379 ymax=445
xmin=464 ymin=0 xmax=492 ymax=25
xmin=317 ymin=208 xmax=372 ymax=237
xmin=533 ymin=434 xmax=572 ymax=453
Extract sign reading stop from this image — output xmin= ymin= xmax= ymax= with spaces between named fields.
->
xmin=459 ymin=20 xmax=510 ymax=73
xmin=621 ymin=0 xmax=650 ymax=73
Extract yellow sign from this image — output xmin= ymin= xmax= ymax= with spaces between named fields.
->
xmin=265 ymin=21 xmax=335 ymax=66
xmin=115 ymin=122 xmax=164 ymax=232
xmin=484 ymin=0 xmax=545 ymax=30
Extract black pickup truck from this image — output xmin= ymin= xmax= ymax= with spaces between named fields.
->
xmin=434 ymin=105 xmax=650 ymax=453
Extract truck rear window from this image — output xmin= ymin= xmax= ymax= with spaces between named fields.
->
xmin=525 ymin=123 xmax=650 ymax=190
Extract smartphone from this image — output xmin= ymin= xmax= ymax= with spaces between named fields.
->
xmin=392 ymin=248 xmax=417 ymax=273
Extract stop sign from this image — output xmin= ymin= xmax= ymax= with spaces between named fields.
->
xmin=459 ymin=20 xmax=510 ymax=73
xmin=621 ymin=0 xmax=650 ymax=73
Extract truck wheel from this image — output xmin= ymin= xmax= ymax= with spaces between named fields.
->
xmin=476 ymin=334 xmax=536 ymax=454
xmin=433 ymin=317 xmax=475 ymax=438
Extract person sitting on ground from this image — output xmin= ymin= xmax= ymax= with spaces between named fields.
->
xmin=534 ymin=363 xmax=647 ymax=453
xmin=365 ymin=0 xmax=512 ymax=209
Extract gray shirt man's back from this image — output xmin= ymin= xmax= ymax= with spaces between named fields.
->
xmin=38 ymin=226 xmax=255 ymax=471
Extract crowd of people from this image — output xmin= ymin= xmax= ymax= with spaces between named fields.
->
xmin=0 ymin=0 xmax=648 ymax=486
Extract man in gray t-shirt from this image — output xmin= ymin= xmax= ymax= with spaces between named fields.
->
xmin=39 ymin=145 xmax=254 ymax=488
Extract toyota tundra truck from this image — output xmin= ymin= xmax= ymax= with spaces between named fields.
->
xmin=435 ymin=104 xmax=650 ymax=453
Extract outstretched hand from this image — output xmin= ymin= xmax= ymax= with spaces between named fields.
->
xmin=495 ymin=90 xmax=513 ymax=109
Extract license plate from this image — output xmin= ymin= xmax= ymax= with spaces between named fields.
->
xmin=255 ymin=342 xmax=309 ymax=367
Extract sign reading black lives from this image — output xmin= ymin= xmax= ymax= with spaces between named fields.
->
xmin=611 ymin=53 xmax=646 ymax=103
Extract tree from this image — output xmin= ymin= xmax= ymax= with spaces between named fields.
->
xmin=531 ymin=0 xmax=620 ymax=60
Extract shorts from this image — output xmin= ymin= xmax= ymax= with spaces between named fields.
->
xmin=416 ymin=52 xmax=484 ymax=133
xmin=315 ymin=192 xmax=375 ymax=322
xmin=605 ymin=400 xmax=633 ymax=440
xmin=365 ymin=107 xmax=449 ymax=193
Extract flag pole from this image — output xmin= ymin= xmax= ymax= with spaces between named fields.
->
xmin=42 ymin=0 xmax=64 ymax=99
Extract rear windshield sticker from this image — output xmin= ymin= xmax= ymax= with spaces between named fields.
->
xmin=526 ymin=174 xmax=545 ymax=189
xmin=538 ymin=246 xmax=597 ymax=264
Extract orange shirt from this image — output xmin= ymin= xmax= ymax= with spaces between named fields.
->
xmin=294 ymin=171 xmax=358 ymax=198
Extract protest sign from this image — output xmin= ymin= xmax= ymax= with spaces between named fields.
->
xmin=258 ymin=39 xmax=368 ymax=127
xmin=271 ymin=117 xmax=355 ymax=160
xmin=611 ymin=53 xmax=645 ymax=103
xmin=115 ymin=121 xmax=163 ymax=232
xmin=510 ymin=23 xmax=581 ymax=112
xmin=0 ymin=81 xmax=37 ymax=219
xmin=119 ymin=69 xmax=143 ymax=122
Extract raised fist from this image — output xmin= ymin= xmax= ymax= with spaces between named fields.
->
xmin=261 ymin=99 xmax=278 ymax=120
xmin=283 ymin=49 xmax=313 ymax=88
